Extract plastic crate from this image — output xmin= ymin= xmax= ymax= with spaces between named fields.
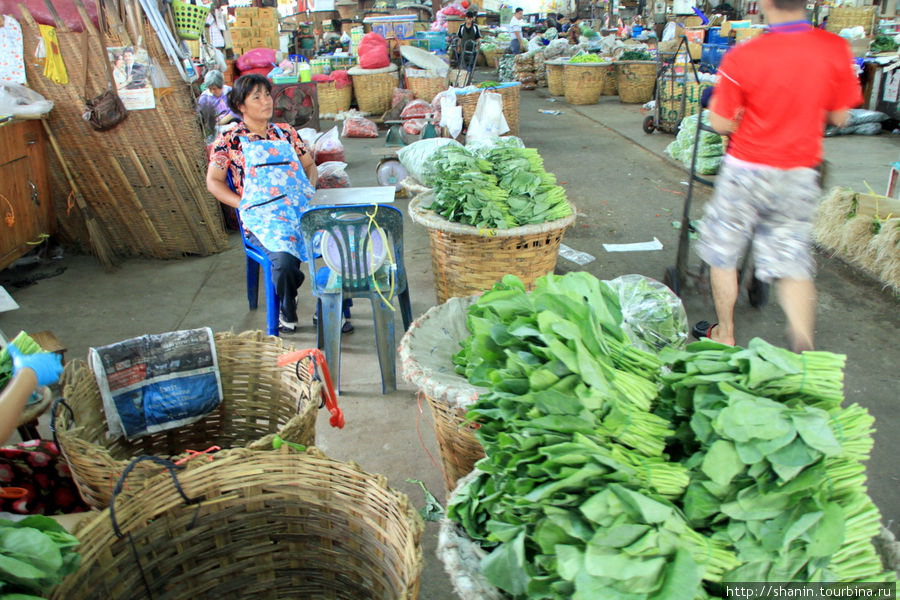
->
xmin=701 ymin=43 xmax=730 ymax=70
xmin=706 ymin=26 xmax=731 ymax=45
xmin=415 ymin=31 xmax=447 ymax=53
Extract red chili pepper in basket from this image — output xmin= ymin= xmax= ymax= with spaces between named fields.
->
xmin=277 ymin=349 xmax=344 ymax=429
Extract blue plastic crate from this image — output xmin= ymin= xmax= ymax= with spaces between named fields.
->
xmin=701 ymin=43 xmax=730 ymax=69
xmin=415 ymin=31 xmax=447 ymax=53
xmin=707 ymin=26 xmax=731 ymax=45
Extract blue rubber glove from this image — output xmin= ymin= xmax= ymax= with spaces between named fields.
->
xmin=6 ymin=344 xmax=63 ymax=387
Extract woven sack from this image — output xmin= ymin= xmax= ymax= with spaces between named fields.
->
xmin=50 ymin=448 xmax=424 ymax=600
xmin=54 ymin=330 xmax=321 ymax=509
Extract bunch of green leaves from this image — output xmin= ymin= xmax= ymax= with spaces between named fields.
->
xmin=607 ymin=275 xmax=689 ymax=352
xmin=870 ymin=34 xmax=898 ymax=53
xmin=0 ymin=516 xmax=81 ymax=599
xmin=0 ymin=332 xmax=43 ymax=390
xmin=478 ymin=80 xmax=502 ymax=88
xmin=656 ymin=339 xmax=894 ymax=588
xmin=423 ymin=145 xmax=515 ymax=228
xmin=619 ymin=50 xmax=652 ymax=61
xmin=480 ymin=145 xmax=572 ymax=226
xmin=445 ymin=273 xmax=738 ymax=598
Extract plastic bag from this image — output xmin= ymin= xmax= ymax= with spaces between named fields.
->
xmin=431 ymin=89 xmax=456 ymax=123
xmin=298 ymin=127 xmax=319 ymax=153
xmin=403 ymin=118 xmax=426 ymax=135
xmin=0 ymin=83 xmax=54 ymax=118
xmin=341 ymin=115 xmax=379 ymax=137
xmin=357 ymin=32 xmax=390 ymax=69
xmin=314 ymin=126 xmax=345 ymax=164
xmin=316 ymin=161 xmax=351 ymax=189
xmin=393 ymin=87 xmax=415 ymax=107
xmin=397 ymin=137 xmax=463 ymax=184
xmin=466 ymin=91 xmax=509 ymax=141
xmin=236 ymin=47 xmax=276 ymax=71
xmin=401 ymin=99 xmax=433 ymax=120
xmin=466 ymin=135 xmax=524 ymax=157
xmin=440 ymin=93 xmax=463 ymax=139
xmin=606 ymin=274 xmax=689 ymax=352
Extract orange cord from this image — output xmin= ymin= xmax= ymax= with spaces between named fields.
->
xmin=173 ymin=446 xmax=222 ymax=466
xmin=1 ymin=193 xmax=14 ymax=227
xmin=278 ymin=349 xmax=344 ymax=429
xmin=66 ymin=190 xmax=75 ymax=216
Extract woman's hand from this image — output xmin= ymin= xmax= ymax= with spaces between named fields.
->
xmin=8 ymin=346 xmax=63 ymax=387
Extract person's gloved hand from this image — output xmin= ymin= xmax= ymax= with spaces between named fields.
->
xmin=700 ymin=86 xmax=714 ymax=109
xmin=6 ymin=345 xmax=63 ymax=387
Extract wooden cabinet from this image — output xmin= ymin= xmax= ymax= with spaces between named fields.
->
xmin=0 ymin=119 xmax=54 ymax=270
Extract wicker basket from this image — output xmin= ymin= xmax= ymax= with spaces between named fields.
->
xmin=50 ymin=448 xmax=424 ymax=600
xmin=546 ymin=59 xmax=567 ymax=96
xmin=563 ymin=62 xmax=607 ymax=105
xmin=827 ymin=6 xmax=877 ymax=35
xmin=349 ymin=64 xmax=400 ymax=114
xmin=599 ymin=61 xmax=618 ymax=95
xmin=406 ymin=69 xmax=449 ymax=103
xmin=483 ymin=48 xmax=504 ymax=70
xmin=318 ymin=80 xmax=354 ymax=116
xmin=399 ymin=296 xmax=487 ymax=495
xmin=54 ymin=330 xmax=320 ymax=509
xmin=456 ymin=83 xmax=521 ymax=136
xmin=409 ymin=193 xmax=575 ymax=304
xmin=336 ymin=1 xmax=358 ymax=19
xmin=616 ymin=60 xmax=657 ymax=104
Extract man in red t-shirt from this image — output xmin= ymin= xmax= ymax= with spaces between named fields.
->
xmin=692 ymin=0 xmax=862 ymax=353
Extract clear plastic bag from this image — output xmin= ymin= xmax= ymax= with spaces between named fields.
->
xmin=397 ymin=137 xmax=463 ymax=184
xmin=314 ymin=126 xmax=345 ymax=164
xmin=465 ymin=135 xmax=524 ymax=158
xmin=316 ymin=161 xmax=351 ymax=188
xmin=401 ymin=99 xmax=433 ymax=120
xmin=607 ymin=274 xmax=689 ymax=352
xmin=341 ymin=116 xmax=378 ymax=138
xmin=0 ymin=83 xmax=53 ymax=118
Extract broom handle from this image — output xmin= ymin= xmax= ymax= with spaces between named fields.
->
xmin=40 ymin=118 xmax=90 ymax=213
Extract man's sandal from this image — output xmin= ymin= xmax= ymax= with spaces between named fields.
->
xmin=691 ymin=320 xmax=718 ymax=341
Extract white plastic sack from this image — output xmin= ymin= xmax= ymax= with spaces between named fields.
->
xmin=439 ymin=92 xmax=463 ymax=139
xmin=398 ymin=138 xmax=463 ymax=184
xmin=0 ymin=83 xmax=53 ymax=118
xmin=466 ymin=91 xmax=509 ymax=142
xmin=662 ymin=21 xmax=678 ymax=42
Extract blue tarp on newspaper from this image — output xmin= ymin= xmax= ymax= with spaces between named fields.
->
xmin=89 ymin=328 xmax=223 ymax=440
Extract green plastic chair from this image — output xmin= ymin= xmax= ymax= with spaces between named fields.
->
xmin=299 ymin=204 xmax=413 ymax=393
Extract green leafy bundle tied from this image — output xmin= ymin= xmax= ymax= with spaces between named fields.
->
xmin=0 ymin=515 xmax=81 ymax=598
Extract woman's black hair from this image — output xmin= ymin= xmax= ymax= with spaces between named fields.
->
xmin=226 ymin=74 xmax=272 ymax=117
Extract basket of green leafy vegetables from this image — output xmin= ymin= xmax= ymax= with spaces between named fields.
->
xmin=408 ymin=141 xmax=575 ymax=303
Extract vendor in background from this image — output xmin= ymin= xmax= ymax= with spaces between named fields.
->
xmin=455 ymin=10 xmax=482 ymax=68
xmin=568 ymin=16 xmax=583 ymax=43
xmin=0 ymin=345 xmax=87 ymax=515
xmin=205 ymin=74 xmax=341 ymax=335
xmin=197 ymin=69 xmax=239 ymax=126
xmin=508 ymin=7 xmax=526 ymax=54
xmin=557 ymin=13 xmax=570 ymax=32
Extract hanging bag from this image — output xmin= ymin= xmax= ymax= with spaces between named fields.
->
xmin=79 ymin=9 xmax=127 ymax=132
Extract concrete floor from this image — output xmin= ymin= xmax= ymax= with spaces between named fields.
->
xmin=2 ymin=73 xmax=899 ymax=598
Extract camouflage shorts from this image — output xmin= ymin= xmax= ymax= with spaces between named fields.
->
xmin=695 ymin=158 xmax=821 ymax=282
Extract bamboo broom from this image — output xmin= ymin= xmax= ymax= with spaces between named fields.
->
xmin=40 ymin=118 xmax=119 ymax=270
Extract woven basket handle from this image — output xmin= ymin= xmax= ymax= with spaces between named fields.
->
xmin=110 ymin=455 xmax=200 ymax=538
xmin=49 ymin=397 xmax=74 ymax=450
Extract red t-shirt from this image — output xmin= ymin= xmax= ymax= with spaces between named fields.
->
xmin=711 ymin=25 xmax=862 ymax=168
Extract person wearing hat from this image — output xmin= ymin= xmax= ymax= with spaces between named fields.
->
xmin=197 ymin=69 xmax=239 ymax=125
xmin=455 ymin=10 xmax=482 ymax=69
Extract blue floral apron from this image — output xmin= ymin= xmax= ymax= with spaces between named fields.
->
xmin=238 ymin=126 xmax=316 ymax=261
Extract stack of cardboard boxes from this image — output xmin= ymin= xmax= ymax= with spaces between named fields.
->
xmin=230 ymin=7 xmax=280 ymax=55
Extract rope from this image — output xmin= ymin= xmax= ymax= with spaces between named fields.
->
xmin=365 ymin=204 xmax=397 ymax=312
xmin=1 ymin=193 xmax=14 ymax=227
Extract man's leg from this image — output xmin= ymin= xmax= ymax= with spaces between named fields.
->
xmin=709 ymin=266 xmax=738 ymax=346
xmin=776 ymin=278 xmax=816 ymax=352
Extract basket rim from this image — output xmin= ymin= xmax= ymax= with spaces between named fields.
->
xmin=563 ymin=61 xmax=614 ymax=67
xmin=409 ymin=193 xmax=576 ymax=237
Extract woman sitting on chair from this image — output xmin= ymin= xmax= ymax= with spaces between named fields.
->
xmin=206 ymin=74 xmax=343 ymax=334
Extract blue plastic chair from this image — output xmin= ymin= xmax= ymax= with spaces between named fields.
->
xmin=299 ymin=204 xmax=413 ymax=393
xmin=227 ymin=172 xmax=280 ymax=337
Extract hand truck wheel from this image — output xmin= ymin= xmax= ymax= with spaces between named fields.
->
xmin=747 ymin=276 xmax=770 ymax=308
xmin=642 ymin=115 xmax=656 ymax=134
xmin=663 ymin=266 xmax=681 ymax=297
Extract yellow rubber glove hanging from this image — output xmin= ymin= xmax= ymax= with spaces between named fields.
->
xmin=38 ymin=24 xmax=68 ymax=85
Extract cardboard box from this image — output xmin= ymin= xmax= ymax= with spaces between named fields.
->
xmin=688 ymin=41 xmax=702 ymax=60
xmin=230 ymin=27 xmax=250 ymax=41
xmin=720 ymin=19 xmax=751 ymax=37
xmin=734 ymin=27 xmax=764 ymax=43
xmin=233 ymin=16 xmax=252 ymax=28
xmin=235 ymin=7 xmax=257 ymax=19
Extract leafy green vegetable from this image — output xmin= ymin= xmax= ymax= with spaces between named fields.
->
xmin=478 ymin=80 xmax=502 ymax=88
xmin=568 ymin=54 xmax=607 ymax=64
xmin=0 ymin=332 xmax=43 ymax=390
xmin=406 ymin=478 xmax=444 ymax=522
xmin=0 ymin=516 xmax=81 ymax=597
xmin=619 ymin=50 xmax=652 ymax=61
xmin=870 ymin=34 xmax=898 ymax=53
xmin=607 ymin=274 xmax=689 ymax=352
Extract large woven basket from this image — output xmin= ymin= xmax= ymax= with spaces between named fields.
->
xmin=50 ymin=448 xmax=424 ymax=600
xmin=483 ymin=48 xmax=504 ymax=69
xmin=563 ymin=62 xmax=607 ymax=105
xmin=349 ymin=64 xmax=400 ymax=114
xmin=317 ymin=80 xmax=353 ymax=116
xmin=545 ymin=59 xmax=567 ymax=96
xmin=599 ymin=61 xmax=618 ymax=95
xmin=827 ymin=6 xmax=877 ymax=35
xmin=406 ymin=69 xmax=449 ymax=103
xmin=409 ymin=193 xmax=575 ymax=304
xmin=456 ymin=83 xmax=521 ymax=136
xmin=55 ymin=330 xmax=319 ymax=509
xmin=399 ymin=296 xmax=487 ymax=495
xmin=616 ymin=60 xmax=657 ymax=103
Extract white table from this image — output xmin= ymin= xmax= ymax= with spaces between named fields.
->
xmin=310 ymin=186 xmax=395 ymax=206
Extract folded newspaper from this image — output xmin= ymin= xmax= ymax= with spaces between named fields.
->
xmin=89 ymin=328 xmax=223 ymax=440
